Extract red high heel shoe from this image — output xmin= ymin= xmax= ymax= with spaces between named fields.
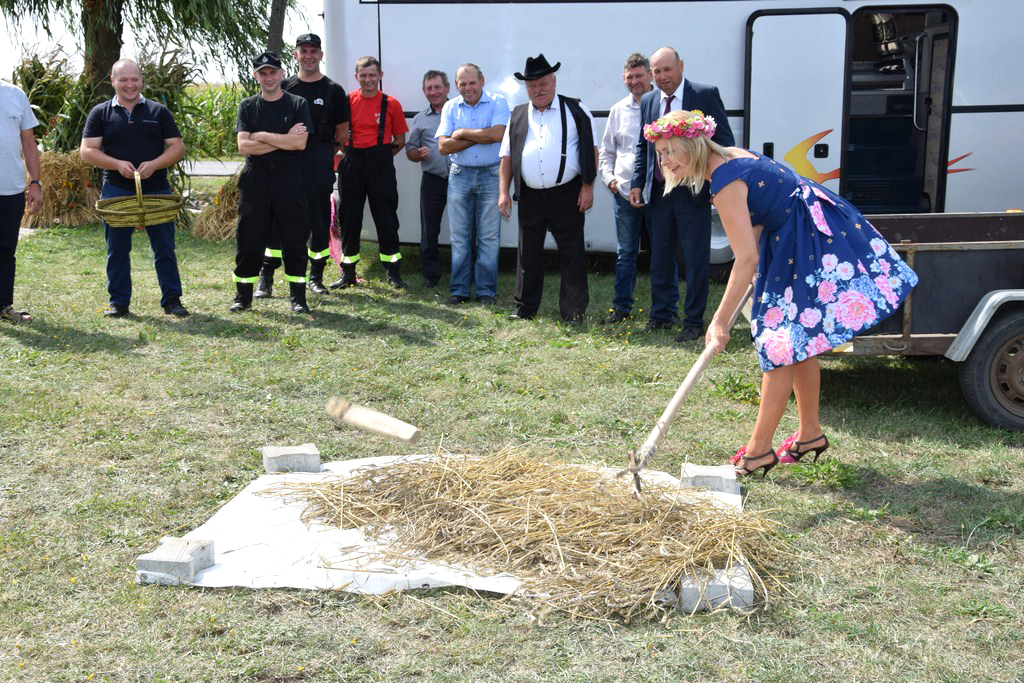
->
xmin=780 ymin=434 xmax=830 ymax=464
xmin=735 ymin=449 xmax=779 ymax=478
xmin=775 ymin=431 xmax=800 ymax=465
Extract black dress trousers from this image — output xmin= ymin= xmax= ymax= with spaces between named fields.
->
xmin=514 ymin=176 xmax=589 ymax=321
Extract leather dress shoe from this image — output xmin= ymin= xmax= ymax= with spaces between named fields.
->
xmin=446 ymin=295 xmax=469 ymax=305
xmin=477 ymin=295 xmax=496 ymax=305
xmin=645 ymin=317 xmax=678 ymax=332
xmin=163 ymin=298 xmax=190 ymax=317
xmin=104 ymin=304 xmax=130 ymax=318
xmin=423 ymin=277 xmax=439 ymax=288
xmin=674 ymin=325 xmax=704 ymax=342
xmin=509 ymin=310 xmax=535 ymax=321
xmin=600 ymin=308 xmax=630 ymax=324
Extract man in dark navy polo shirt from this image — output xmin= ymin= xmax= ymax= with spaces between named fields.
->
xmin=80 ymin=58 xmax=189 ymax=318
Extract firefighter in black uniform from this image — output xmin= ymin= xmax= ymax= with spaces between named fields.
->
xmin=331 ymin=55 xmax=410 ymax=289
xmin=254 ymin=33 xmax=350 ymax=298
xmin=232 ymin=52 xmax=314 ymax=313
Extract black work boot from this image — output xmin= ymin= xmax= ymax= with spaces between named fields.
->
xmin=230 ymin=283 xmax=253 ymax=312
xmin=289 ymin=282 xmax=311 ymax=314
xmin=307 ymin=259 xmax=328 ymax=294
xmin=329 ymin=263 xmax=357 ymax=289
xmin=385 ymin=263 xmax=407 ymax=289
xmin=254 ymin=266 xmax=274 ymax=299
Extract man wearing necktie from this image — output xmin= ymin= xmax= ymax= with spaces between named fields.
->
xmin=630 ymin=46 xmax=733 ymax=342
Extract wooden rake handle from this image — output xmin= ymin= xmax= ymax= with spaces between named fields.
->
xmin=627 ymin=283 xmax=755 ymax=477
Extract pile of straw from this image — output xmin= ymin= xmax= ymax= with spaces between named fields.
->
xmin=21 ymin=150 xmax=99 ymax=229
xmin=273 ymin=451 xmax=783 ymax=622
xmin=190 ymin=172 xmax=239 ymax=241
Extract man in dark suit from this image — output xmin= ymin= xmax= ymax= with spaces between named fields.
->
xmin=630 ymin=46 xmax=734 ymax=341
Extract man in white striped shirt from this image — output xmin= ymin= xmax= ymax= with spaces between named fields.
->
xmin=598 ymin=53 xmax=653 ymax=324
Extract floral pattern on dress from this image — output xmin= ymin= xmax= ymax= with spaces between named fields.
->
xmin=713 ymin=154 xmax=920 ymax=373
xmin=752 ymin=241 xmax=917 ymax=370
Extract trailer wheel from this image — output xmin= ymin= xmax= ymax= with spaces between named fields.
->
xmin=959 ymin=310 xmax=1024 ymax=431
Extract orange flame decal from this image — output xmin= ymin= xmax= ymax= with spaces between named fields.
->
xmin=947 ymin=152 xmax=974 ymax=174
xmin=784 ymin=130 xmax=840 ymax=184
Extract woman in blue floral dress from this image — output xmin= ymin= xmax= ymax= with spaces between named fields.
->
xmin=646 ymin=110 xmax=918 ymax=477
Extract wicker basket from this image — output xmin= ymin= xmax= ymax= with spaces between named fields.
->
xmin=95 ymin=171 xmax=184 ymax=229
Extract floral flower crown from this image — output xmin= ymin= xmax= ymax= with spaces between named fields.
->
xmin=643 ymin=110 xmax=717 ymax=142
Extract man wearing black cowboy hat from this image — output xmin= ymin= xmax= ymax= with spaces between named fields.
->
xmin=231 ymin=51 xmax=314 ymax=314
xmin=499 ymin=54 xmax=597 ymax=323
xmin=254 ymin=33 xmax=351 ymax=298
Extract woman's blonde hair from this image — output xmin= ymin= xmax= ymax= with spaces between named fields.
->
xmin=656 ymin=110 xmax=733 ymax=195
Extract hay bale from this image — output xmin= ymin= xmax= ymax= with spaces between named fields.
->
xmin=190 ymin=172 xmax=239 ymax=241
xmin=21 ymin=150 xmax=99 ymax=228
xmin=273 ymin=450 xmax=784 ymax=622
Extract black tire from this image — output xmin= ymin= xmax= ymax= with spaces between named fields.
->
xmin=959 ymin=309 xmax=1024 ymax=431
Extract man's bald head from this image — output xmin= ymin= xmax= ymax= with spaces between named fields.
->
xmin=110 ymin=59 xmax=142 ymax=80
xmin=110 ymin=59 xmax=143 ymax=106
xmin=650 ymin=47 xmax=684 ymax=96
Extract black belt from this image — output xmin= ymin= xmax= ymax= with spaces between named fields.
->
xmin=245 ymin=157 xmax=298 ymax=170
xmin=522 ymin=175 xmax=581 ymax=194
xmin=343 ymin=144 xmax=391 ymax=155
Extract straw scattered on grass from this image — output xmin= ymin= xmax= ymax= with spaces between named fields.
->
xmin=272 ymin=450 xmax=785 ymax=623
xmin=190 ymin=172 xmax=238 ymax=240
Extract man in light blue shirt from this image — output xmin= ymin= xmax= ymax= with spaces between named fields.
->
xmin=436 ymin=63 xmax=510 ymax=305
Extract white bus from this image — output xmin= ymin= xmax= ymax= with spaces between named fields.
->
xmin=320 ymin=0 xmax=1023 ymax=266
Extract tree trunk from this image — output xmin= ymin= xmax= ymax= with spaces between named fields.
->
xmin=267 ymin=0 xmax=287 ymax=57
xmin=81 ymin=0 xmax=125 ymax=101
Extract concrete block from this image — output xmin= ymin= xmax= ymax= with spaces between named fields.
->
xmin=677 ymin=566 xmax=754 ymax=612
xmin=262 ymin=443 xmax=321 ymax=473
xmin=136 ymin=536 xmax=214 ymax=585
xmin=680 ymin=464 xmax=740 ymax=496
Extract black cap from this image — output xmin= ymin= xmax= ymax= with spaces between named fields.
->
xmin=514 ymin=53 xmax=561 ymax=81
xmin=252 ymin=51 xmax=282 ymax=71
xmin=296 ymin=33 xmax=321 ymax=48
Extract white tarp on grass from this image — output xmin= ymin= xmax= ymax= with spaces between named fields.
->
xmin=157 ymin=456 xmax=751 ymax=610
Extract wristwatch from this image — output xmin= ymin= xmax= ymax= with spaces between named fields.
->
xmin=29 ymin=179 xmax=42 ymax=188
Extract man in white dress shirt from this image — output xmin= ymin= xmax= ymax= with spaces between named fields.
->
xmin=498 ymin=54 xmax=597 ymax=323
xmin=598 ymin=53 xmax=653 ymax=324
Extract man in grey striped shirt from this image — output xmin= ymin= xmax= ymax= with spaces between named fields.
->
xmin=405 ymin=70 xmax=450 ymax=288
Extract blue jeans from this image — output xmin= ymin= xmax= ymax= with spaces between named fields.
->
xmin=611 ymin=193 xmax=652 ymax=313
xmin=101 ymin=182 xmax=183 ymax=308
xmin=447 ymin=162 xmax=501 ymax=298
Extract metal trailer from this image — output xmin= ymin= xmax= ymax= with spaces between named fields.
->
xmin=833 ymin=211 xmax=1024 ymax=431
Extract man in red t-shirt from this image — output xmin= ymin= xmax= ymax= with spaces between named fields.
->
xmin=331 ymin=55 xmax=409 ymax=289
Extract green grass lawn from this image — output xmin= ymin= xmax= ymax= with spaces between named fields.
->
xmin=2 ymin=225 xmax=1022 ymax=682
